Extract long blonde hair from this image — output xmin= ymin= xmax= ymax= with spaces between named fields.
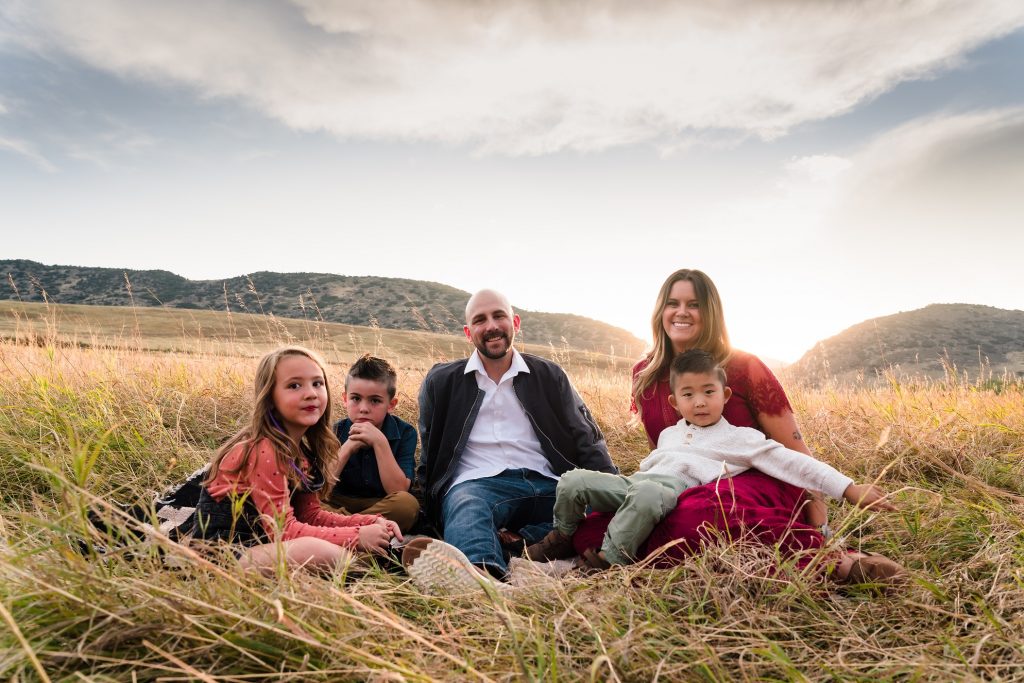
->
xmin=206 ymin=346 xmax=340 ymax=498
xmin=633 ymin=269 xmax=732 ymax=413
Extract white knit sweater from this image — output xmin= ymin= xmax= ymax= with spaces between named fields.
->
xmin=637 ymin=417 xmax=852 ymax=500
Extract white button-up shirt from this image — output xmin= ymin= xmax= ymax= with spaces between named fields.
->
xmin=448 ymin=349 xmax=559 ymax=491
xmin=638 ymin=417 xmax=852 ymax=500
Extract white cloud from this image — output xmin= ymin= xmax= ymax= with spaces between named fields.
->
xmin=0 ymin=136 xmax=56 ymax=171
xmin=4 ymin=0 xmax=1023 ymax=155
xmin=783 ymin=155 xmax=852 ymax=185
xmin=832 ymin=107 xmax=1024 ymax=240
xmin=62 ymin=126 xmax=158 ymax=170
xmin=757 ymin=108 xmax=1024 ymax=243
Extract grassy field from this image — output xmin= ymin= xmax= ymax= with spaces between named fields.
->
xmin=1 ymin=301 xmax=1022 ymax=681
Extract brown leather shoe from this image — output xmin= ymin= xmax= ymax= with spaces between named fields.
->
xmin=525 ymin=529 xmax=575 ymax=561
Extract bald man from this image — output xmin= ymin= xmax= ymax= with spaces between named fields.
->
xmin=417 ymin=289 xmax=616 ymax=578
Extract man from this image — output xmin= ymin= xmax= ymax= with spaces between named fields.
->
xmin=417 ymin=289 xmax=617 ymax=578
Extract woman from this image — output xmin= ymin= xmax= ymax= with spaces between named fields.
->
xmin=572 ymin=269 xmax=896 ymax=578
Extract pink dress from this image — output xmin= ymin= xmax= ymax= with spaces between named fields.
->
xmin=571 ymin=351 xmax=825 ymax=565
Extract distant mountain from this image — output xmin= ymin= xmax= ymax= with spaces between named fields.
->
xmin=1 ymin=260 xmax=645 ymax=357
xmin=789 ymin=304 xmax=1024 ymax=384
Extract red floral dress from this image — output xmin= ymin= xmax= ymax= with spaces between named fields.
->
xmin=571 ymin=351 xmax=825 ymax=565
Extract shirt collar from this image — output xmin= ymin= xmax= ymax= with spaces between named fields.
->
xmin=465 ymin=349 xmax=530 ymax=379
xmin=683 ymin=416 xmax=731 ymax=430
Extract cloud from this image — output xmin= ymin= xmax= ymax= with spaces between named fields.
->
xmin=61 ymin=125 xmax=158 ymax=170
xmin=783 ymin=155 xmax=852 ymax=184
xmin=833 ymin=107 xmax=1024 ymax=237
xmin=764 ymin=108 xmax=1024 ymax=232
xmin=2 ymin=0 xmax=1024 ymax=155
xmin=0 ymin=136 xmax=56 ymax=171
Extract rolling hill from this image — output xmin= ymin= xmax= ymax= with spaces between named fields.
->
xmin=788 ymin=303 xmax=1024 ymax=384
xmin=1 ymin=260 xmax=645 ymax=357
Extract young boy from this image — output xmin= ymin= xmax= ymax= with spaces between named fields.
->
xmin=327 ymin=355 xmax=421 ymax=533
xmin=526 ymin=349 xmax=893 ymax=567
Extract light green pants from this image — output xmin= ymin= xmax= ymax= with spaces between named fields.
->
xmin=554 ymin=470 xmax=687 ymax=565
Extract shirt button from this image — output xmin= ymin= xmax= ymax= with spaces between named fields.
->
xmin=686 ymin=433 xmax=693 ymax=439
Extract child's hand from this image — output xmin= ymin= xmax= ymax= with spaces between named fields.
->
xmin=357 ymin=524 xmax=392 ymax=554
xmin=376 ymin=517 xmax=404 ymax=542
xmin=843 ymin=482 xmax=896 ymax=511
xmin=348 ymin=422 xmax=386 ymax=447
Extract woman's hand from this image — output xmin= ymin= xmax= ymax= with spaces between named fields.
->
xmin=804 ymin=493 xmax=828 ymax=527
xmin=357 ymin=523 xmax=392 ymax=554
xmin=843 ymin=482 xmax=896 ymax=511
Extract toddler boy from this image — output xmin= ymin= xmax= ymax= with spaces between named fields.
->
xmin=328 ymin=354 xmax=420 ymax=533
xmin=527 ymin=349 xmax=889 ymax=566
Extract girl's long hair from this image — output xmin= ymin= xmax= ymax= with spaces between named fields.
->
xmin=633 ymin=269 xmax=732 ymax=415
xmin=206 ymin=346 xmax=340 ymax=499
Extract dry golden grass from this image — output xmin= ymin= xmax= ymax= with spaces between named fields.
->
xmin=1 ymin=301 xmax=1022 ymax=681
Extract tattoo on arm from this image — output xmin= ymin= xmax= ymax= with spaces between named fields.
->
xmin=793 ymin=431 xmax=802 ymax=441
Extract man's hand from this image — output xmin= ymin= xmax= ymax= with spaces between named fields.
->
xmin=843 ymin=482 xmax=896 ymax=511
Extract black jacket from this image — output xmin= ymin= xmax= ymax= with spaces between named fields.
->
xmin=416 ymin=352 xmax=617 ymax=530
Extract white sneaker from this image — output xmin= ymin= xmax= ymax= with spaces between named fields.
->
xmin=401 ymin=538 xmax=508 ymax=596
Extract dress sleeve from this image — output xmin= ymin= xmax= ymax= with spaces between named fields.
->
xmin=290 ymin=493 xmax=381 ymax=529
xmin=731 ymin=352 xmax=792 ymax=417
xmin=244 ymin=440 xmax=378 ymax=548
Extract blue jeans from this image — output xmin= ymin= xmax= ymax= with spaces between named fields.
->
xmin=441 ymin=468 xmax=557 ymax=576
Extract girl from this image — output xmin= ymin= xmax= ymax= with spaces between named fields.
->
xmin=194 ymin=346 xmax=401 ymax=572
xmin=571 ymin=270 xmax=903 ymax=583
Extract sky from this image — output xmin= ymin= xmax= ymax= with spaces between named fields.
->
xmin=1 ymin=0 xmax=1023 ymax=363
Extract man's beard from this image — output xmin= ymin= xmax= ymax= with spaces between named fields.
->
xmin=476 ymin=332 xmax=511 ymax=360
